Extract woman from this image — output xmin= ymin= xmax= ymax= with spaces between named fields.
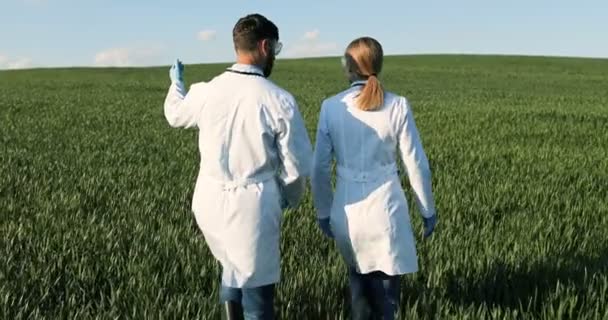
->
xmin=311 ymin=36 xmax=437 ymax=319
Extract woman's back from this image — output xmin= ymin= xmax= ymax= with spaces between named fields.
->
xmin=310 ymin=35 xmax=437 ymax=319
xmin=312 ymin=79 xmax=434 ymax=274
xmin=319 ymin=81 xmax=410 ymax=181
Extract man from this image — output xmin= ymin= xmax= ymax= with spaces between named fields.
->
xmin=163 ymin=13 xmax=312 ymax=319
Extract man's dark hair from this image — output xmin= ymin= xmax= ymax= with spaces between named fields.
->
xmin=233 ymin=13 xmax=279 ymax=53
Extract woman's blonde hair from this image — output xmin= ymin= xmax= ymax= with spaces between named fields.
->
xmin=344 ymin=37 xmax=384 ymax=111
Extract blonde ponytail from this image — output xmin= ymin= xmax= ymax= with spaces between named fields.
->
xmin=344 ymin=36 xmax=385 ymax=111
xmin=356 ymin=75 xmax=384 ymax=111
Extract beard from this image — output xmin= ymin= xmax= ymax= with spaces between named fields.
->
xmin=263 ymin=55 xmax=275 ymax=77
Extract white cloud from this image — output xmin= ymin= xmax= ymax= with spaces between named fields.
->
xmin=197 ymin=30 xmax=217 ymax=41
xmin=283 ymin=29 xmax=340 ymax=58
xmin=285 ymin=42 xmax=340 ymax=58
xmin=94 ymin=45 xmax=163 ymax=67
xmin=303 ymin=29 xmax=320 ymax=41
xmin=94 ymin=48 xmax=131 ymax=67
xmin=0 ymin=54 xmax=33 ymax=70
xmin=8 ymin=57 xmax=33 ymax=69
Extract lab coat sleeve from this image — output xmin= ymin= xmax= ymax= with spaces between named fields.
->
xmin=311 ymin=102 xmax=334 ymax=219
xmin=397 ymin=97 xmax=436 ymax=218
xmin=163 ymin=81 xmax=206 ymax=128
xmin=275 ymin=95 xmax=313 ymax=208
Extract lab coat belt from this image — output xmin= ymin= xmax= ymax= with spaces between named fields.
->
xmin=199 ymin=171 xmax=277 ymax=190
xmin=336 ymin=163 xmax=398 ymax=182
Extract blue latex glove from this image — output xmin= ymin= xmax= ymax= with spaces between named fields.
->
xmin=423 ymin=215 xmax=437 ymax=238
xmin=277 ymin=181 xmax=289 ymax=210
xmin=169 ymin=59 xmax=184 ymax=84
xmin=280 ymin=196 xmax=289 ymax=210
xmin=317 ymin=218 xmax=333 ymax=238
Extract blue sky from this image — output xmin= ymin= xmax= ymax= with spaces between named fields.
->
xmin=1 ymin=0 xmax=606 ymax=69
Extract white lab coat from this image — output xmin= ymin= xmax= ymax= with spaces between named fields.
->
xmin=311 ymin=80 xmax=436 ymax=275
xmin=164 ymin=63 xmax=312 ymax=288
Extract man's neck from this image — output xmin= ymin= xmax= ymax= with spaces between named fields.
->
xmin=236 ymin=54 xmax=260 ymax=67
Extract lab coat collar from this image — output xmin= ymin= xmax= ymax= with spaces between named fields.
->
xmin=227 ymin=63 xmax=265 ymax=77
xmin=350 ymin=80 xmax=367 ymax=87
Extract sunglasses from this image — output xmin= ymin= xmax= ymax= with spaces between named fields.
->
xmin=272 ymin=40 xmax=283 ymax=56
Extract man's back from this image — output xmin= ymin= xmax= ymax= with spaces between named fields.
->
xmin=164 ymin=62 xmax=312 ymax=290
xmin=163 ymin=13 xmax=312 ymax=317
xmin=193 ymin=64 xmax=300 ymax=184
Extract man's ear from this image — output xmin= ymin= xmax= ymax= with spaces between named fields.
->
xmin=259 ymin=39 xmax=270 ymax=57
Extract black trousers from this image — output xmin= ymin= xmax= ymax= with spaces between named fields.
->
xmin=348 ymin=267 xmax=401 ymax=319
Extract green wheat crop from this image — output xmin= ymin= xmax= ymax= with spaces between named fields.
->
xmin=1 ymin=55 xmax=607 ymax=319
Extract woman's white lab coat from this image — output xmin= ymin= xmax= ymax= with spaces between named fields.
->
xmin=163 ymin=64 xmax=312 ymax=288
xmin=311 ymin=80 xmax=436 ymax=275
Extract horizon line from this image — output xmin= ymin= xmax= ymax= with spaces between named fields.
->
xmin=2 ymin=52 xmax=607 ymax=71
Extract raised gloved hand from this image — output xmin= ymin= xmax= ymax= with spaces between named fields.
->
xmin=317 ymin=218 xmax=333 ymax=238
xmin=423 ymin=215 xmax=437 ymax=238
xmin=169 ymin=59 xmax=184 ymax=84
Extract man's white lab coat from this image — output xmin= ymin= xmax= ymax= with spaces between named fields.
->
xmin=164 ymin=63 xmax=312 ymax=288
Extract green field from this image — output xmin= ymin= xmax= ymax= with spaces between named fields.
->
xmin=1 ymin=55 xmax=607 ymax=319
